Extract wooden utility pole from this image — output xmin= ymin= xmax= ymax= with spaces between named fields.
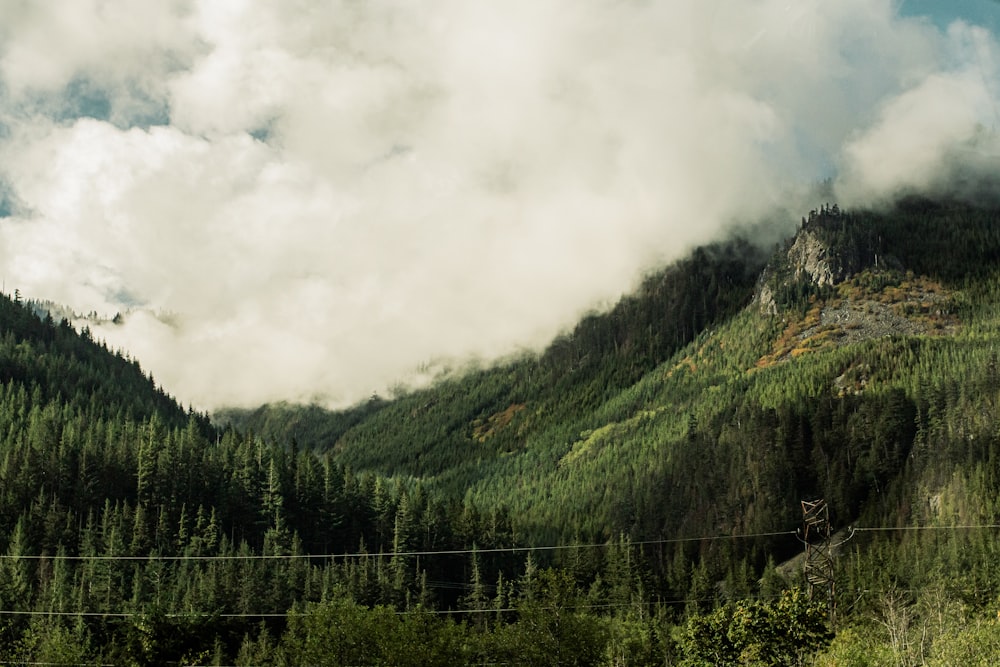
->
xmin=801 ymin=498 xmax=836 ymax=626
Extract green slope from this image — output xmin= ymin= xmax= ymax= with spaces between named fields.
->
xmin=0 ymin=270 xmax=528 ymax=660
xmin=6 ymin=200 xmax=1000 ymax=662
xmin=223 ymin=236 xmax=771 ymax=498
xmin=0 ymin=292 xmax=206 ymax=430
xmin=225 ymin=201 xmax=1000 ymax=551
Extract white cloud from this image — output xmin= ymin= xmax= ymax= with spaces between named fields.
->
xmin=0 ymin=0 xmax=996 ymax=409
xmin=836 ymin=21 xmax=1000 ymax=204
xmin=0 ymin=0 xmax=196 ymax=123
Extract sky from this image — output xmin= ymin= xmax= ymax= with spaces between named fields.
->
xmin=0 ymin=0 xmax=999 ymax=411
xmin=900 ymin=0 xmax=1000 ymax=33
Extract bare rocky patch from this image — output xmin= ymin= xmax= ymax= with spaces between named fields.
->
xmin=758 ymin=271 xmax=959 ymax=366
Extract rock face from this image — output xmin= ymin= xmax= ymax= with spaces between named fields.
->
xmin=755 ymin=282 xmax=780 ymax=316
xmin=787 ymin=229 xmax=850 ymax=288
xmin=755 ymin=207 xmax=873 ymax=314
xmin=755 ymin=230 xmax=843 ymax=315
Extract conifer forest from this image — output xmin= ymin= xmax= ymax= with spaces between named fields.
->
xmin=6 ymin=200 xmax=1000 ymax=664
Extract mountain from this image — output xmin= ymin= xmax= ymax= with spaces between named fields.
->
xmin=225 ymin=199 xmax=1000 ymax=543
xmin=5 ymin=198 xmax=1000 ymax=663
xmin=221 ymin=198 xmax=1000 ymax=661
xmin=0 ymin=292 xmax=203 ymax=428
xmin=221 ymin=235 xmax=773 ymax=535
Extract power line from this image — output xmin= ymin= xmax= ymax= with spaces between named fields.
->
xmin=0 ymin=663 xmax=114 ymax=667
xmin=851 ymin=523 xmax=1000 ymax=532
xmin=0 ymin=529 xmax=799 ymax=562
xmin=0 ymin=523 xmax=993 ymax=564
xmin=7 ymin=583 xmax=997 ymax=622
xmin=3 ymin=520 xmax=999 ymax=622
xmin=0 ymin=596 xmax=780 ymax=620
xmin=0 ymin=610 xmax=132 ymax=617
xmin=5 ymin=522 xmax=998 ymax=563
xmin=0 ymin=524 xmax=993 ymax=620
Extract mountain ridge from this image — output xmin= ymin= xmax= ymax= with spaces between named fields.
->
xmin=219 ymin=199 xmax=1000 ymax=547
xmin=5 ymin=198 xmax=1000 ymax=662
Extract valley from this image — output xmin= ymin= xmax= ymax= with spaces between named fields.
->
xmin=3 ymin=200 xmax=1000 ymax=663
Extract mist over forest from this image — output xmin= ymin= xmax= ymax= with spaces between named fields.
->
xmin=2 ymin=0 xmax=1000 ymax=410
xmin=5 ymin=1 xmax=1000 ymax=665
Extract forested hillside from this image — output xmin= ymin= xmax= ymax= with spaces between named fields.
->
xmin=223 ymin=236 xmax=772 ymax=523
xmin=228 ymin=200 xmax=1000 ymax=543
xmin=6 ymin=200 xmax=1000 ymax=663
xmin=0 ymin=294 xmax=200 ymax=429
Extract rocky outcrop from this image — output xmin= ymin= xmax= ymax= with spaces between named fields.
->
xmin=787 ymin=229 xmax=852 ymax=288
xmin=755 ymin=206 xmax=875 ymax=314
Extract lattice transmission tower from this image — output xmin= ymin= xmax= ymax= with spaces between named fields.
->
xmin=801 ymin=498 xmax=836 ymax=625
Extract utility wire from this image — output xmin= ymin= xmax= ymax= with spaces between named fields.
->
xmin=0 ymin=524 xmax=994 ymax=563
xmin=0 ymin=529 xmax=799 ymax=562
xmin=851 ymin=523 xmax=1000 ymax=532
xmin=0 ymin=524 xmax=994 ymax=621
xmin=4 ymin=585 xmax=995 ymax=621
xmin=0 ymin=663 xmax=114 ymax=667
xmin=0 ymin=596 xmax=784 ymax=619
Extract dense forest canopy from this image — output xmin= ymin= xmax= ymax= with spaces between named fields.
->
xmin=4 ymin=200 xmax=1000 ymax=663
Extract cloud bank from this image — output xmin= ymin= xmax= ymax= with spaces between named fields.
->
xmin=0 ymin=0 xmax=997 ymax=409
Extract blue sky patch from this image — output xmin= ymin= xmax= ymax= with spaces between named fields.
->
xmin=899 ymin=0 xmax=1000 ymax=32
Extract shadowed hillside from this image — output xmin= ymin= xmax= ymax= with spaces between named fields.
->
xmin=6 ymin=200 xmax=1000 ymax=663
